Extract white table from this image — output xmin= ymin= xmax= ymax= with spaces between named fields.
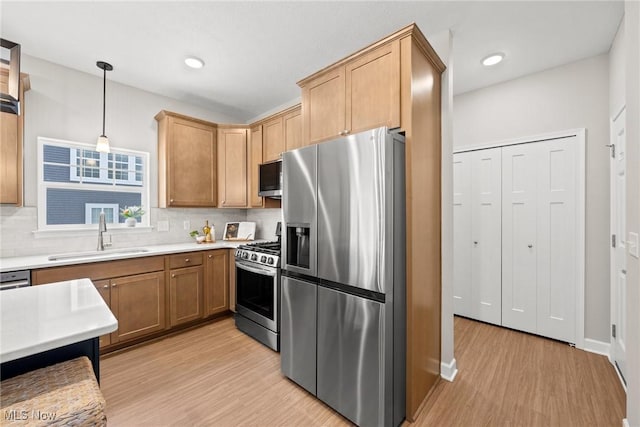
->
xmin=0 ymin=278 xmax=118 ymax=381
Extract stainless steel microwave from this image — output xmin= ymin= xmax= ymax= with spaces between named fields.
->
xmin=259 ymin=159 xmax=282 ymax=198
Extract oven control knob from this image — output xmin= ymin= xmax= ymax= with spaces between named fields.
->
xmin=235 ymin=249 xmax=240 ymax=257
xmin=260 ymin=256 xmax=267 ymax=263
xmin=242 ymin=252 xmax=249 ymax=260
xmin=267 ymin=257 xmax=274 ymax=265
xmin=251 ymin=254 xmax=258 ymax=261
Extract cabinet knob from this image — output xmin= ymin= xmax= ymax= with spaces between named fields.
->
xmin=473 ymin=241 xmax=478 ymax=245
xmin=172 ymin=274 xmax=176 ymax=278
xmin=208 ymin=255 xmax=212 ymax=259
xmin=185 ymin=258 xmax=190 ymax=262
xmin=112 ymin=283 xmax=117 ymax=287
xmin=102 ymin=284 xmax=109 ymax=289
xmin=528 ymin=244 xmax=533 ymax=248
xmin=170 ymin=199 xmax=174 ymax=203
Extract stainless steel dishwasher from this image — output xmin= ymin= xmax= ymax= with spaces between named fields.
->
xmin=0 ymin=270 xmax=31 ymax=291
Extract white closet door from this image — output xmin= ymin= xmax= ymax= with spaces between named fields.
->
xmin=536 ymin=137 xmax=577 ymax=342
xmin=501 ymin=144 xmax=538 ymax=333
xmin=453 ymin=152 xmax=472 ymax=317
xmin=471 ymin=148 xmax=502 ymax=325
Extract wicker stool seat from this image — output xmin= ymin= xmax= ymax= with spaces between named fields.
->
xmin=0 ymin=357 xmax=106 ymax=426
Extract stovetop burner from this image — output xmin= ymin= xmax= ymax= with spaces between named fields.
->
xmin=235 ymin=240 xmax=281 ymax=267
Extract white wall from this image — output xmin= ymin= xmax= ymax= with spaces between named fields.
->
xmin=624 ymin=1 xmax=640 ymax=425
xmin=610 ymin=20 xmax=626 ymax=116
xmin=453 ymin=54 xmax=611 ymax=343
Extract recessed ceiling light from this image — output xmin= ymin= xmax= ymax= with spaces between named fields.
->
xmin=482 ymin=53 xmax=505 ymax=67
xmin=185 ymin=57 xmax=205 ymax=69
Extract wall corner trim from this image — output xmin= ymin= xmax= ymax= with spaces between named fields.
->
xmin=440 ymin=358 xmax=458 ymax=382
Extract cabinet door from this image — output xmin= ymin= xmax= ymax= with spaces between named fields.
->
xmin=0 ymin=111 xmax=19 ymax=204
xmin=501 ymin=144 xmax=538 ymax=333
xmin=263 ymin=117 xmax=284 ymax=162
xmin=345 ymin=40 xmax=400 ymax=136
xmin=249 ymin=125 xmax=264 ymax=207
xmin=228 ymin=249 xmax=237 ymax=312
xmin=452 ymin=152 xmax=472 ymax=318
xmin=110 ymin=271 xmax=166 ymax=343
xmin=218 ymin=128 xmax=248 ymax=207
xmin=302 ymin=68 xmax=345 ymax=145
xmin=170 ymin=266 xmax=204 ymax=326
xmin=204 ymin=250 xmax=229 ymax=317
xmin=94 ymin=279 xmax=112 ymax=348
xmin=536 ymin=138 xmax=578 ymax=343
xmin=471 ymin=148 xmax=502 ymax=325
xmin=284 ymin=108 xmax=303 ymax=151
xmin=167 ymin=117 xmax=217 ymax=207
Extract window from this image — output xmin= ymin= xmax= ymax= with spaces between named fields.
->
xmin=84 ymin=203 xmax=119 ymax=224
xmin=38 ymin=137 xmax=150 ymax=230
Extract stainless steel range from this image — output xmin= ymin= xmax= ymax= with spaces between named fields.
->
xmin=234 ymin=230 xmax=281 ymax=351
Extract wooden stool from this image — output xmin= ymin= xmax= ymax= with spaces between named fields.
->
xmin=0 ymin=356 xmax=106 ymax=426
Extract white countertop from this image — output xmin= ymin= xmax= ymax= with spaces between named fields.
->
xmin=0 ymin=240 xmax=261 ymax=272
xmin=0 ymin=278 xmax=118 ymax=363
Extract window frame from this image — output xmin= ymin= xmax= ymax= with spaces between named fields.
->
xmin=37 ymin=136 xmax=151 ymax=231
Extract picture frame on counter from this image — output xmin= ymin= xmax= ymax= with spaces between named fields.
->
xmin=223 ymin=222 xmax=256 ymax=241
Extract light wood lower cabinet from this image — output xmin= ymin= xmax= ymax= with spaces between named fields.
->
xmin=110 ymin=271 xmax=166 ymax=344
xmin=169 ymin=265 xmax=204 ymax=326
xmin=94 ymin=279 xmax=112 ymax=348
xmin=32 ymin=250 xmax=230 ymax=352
xmin=204 ymin=250 xmax=229 ymax=316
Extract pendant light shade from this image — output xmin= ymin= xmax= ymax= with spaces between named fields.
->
xmin=96 ymin=61 xmax=113 ymax=153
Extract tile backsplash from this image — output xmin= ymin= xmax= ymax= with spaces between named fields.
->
xmin=0 ymin=206 xmax=282 ymax=258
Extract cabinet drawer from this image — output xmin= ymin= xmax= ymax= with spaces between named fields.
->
xmin=168 ymin=253 xmax=203 ymax=269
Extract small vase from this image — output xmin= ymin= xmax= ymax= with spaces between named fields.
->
xmin=125 ymin=217 xmax=137 ymax=227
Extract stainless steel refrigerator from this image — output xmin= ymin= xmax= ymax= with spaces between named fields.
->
xmin=280 ymin=127 xmax=405 ymax=427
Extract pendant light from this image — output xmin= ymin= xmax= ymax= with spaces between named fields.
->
xmin=96 ymin=61 xmax=113 ymax=153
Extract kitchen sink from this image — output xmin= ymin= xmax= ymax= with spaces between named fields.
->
xmin=48 ymin=248 xmax=150 ymax=261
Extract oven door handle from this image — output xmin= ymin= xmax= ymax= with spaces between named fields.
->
xmin=236 ymin=260 xmax=277 ymax=277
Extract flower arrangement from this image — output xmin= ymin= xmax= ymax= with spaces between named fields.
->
xmin=120 ymin=206 xmax=145 ymax=219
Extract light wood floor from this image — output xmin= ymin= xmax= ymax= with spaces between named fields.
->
xmin=100 ymin=315 xmax=625 ymax=426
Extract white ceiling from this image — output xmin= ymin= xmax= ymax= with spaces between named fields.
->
xmin=0 ymin=1 xmax=624 ymax=122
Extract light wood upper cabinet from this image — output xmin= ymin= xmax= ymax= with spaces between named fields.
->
xmin=300 ymin=40 xmax=400 ymax=145
xmin=155 ymin=111 xmax=217 ymax=208
xmin=0 ymin=69 xmax=29 ymax=206
xmin=204 ymin=250 xmax=229 ymax=317
xmin=248 ymin=125 xmax=264 ymax=208
xmin=263 ymin=116 xmax=284 ymax=162
xmin=301 ymin=68 xmax=345 ymax=145
xmin=217 ymin=127 xmax=248 ymax=208
xmin=345 ymin=41 xmax=400 ymax=135
xmin=283 ymin=107 xmax=303 ymax=151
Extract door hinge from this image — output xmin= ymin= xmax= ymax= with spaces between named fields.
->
xmin=608 ymin=143 xmax=616 ymax=158
xmin=612 ymin=234 xmax=616 ymax=248
xmin=612 ymin=324 xmax=617 ymax=338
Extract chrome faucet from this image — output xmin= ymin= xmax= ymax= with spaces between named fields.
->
xmin=97 ymin=211 xmax=110 ymax=251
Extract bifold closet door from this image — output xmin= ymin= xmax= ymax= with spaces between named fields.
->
xmin=501 ymin=144 xmax=538 ymax=334
xmin=470 ymin=148 xmax=502 ymax=325
xmin=452 ymin=152 xmax=472 ymax=318
xmin=536 ymin=137 xmax=578 ymax=343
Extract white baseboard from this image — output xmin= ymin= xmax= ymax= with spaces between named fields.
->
xmin=583 ymin=338 xmax=611 ymax=358
xmin=622 ymin=418 xmax=629 ymax=427
xmin=440 ymin=358 xmax=458 ymax=382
